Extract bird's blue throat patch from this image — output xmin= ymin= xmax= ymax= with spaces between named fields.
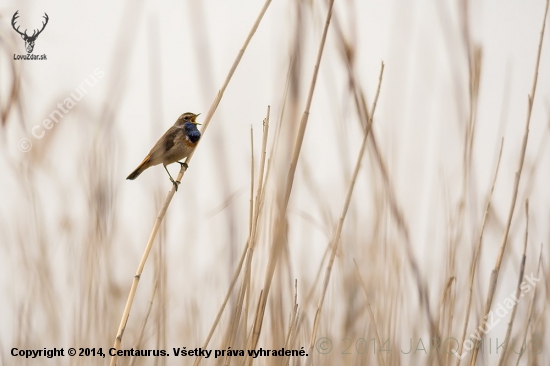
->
xmin=184 ymin=123 xmax=201 ymax=143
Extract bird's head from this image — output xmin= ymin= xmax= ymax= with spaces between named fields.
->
xmin=176 ymin=112 xmax=201 ymax=126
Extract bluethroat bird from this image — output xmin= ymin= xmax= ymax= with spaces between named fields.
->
xmin=126 ymin=112 xmax=201 ymax=190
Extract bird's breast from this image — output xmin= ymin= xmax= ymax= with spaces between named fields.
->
xmin=183 ymin=135 xmax=199 ymax=148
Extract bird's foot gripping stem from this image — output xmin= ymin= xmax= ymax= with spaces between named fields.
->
xmin=169 ymin=176 xmax=181 ymax=191
xmin=164 ymin=165 xmax=182 ymax=192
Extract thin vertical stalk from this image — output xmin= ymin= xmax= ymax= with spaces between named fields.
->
xmin=244 ymin=1 xmax=336 ymax=363
xmin=455 ymin=138 xmax=504 ymax=365
xmin=109 ymin=2 xmax=273 ymax=364
xmin=305 ymin=63 xmax=384 ymax=366
xmin=514 ymin=244 xmax=543 ymax=366
xmin=497 ymin=200 xmax=529 ymax=366
xmin=193 ymin=107 xmax=270 ymax=366
xmin=129 ymin=280 xmax=158 ymax=366
xmin=469 ymin=1 xmax=549 ymax=363
xmin=354 ymin=259 xmax=386 ymax=366
xmin=221 ymin=108 xmax=270 ymax=366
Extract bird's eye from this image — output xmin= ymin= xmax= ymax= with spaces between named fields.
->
xmin=184 ymin=116 xmax=189 ymax=121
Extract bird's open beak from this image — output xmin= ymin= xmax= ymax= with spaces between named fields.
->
xmin=193 ymin=113 xmax=202 ymax=125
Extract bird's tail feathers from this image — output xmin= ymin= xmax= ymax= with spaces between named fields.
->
xmin=126 ymin=156 xmax=151 ymax=180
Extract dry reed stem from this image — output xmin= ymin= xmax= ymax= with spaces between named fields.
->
xmin=193 ymin=107 xmax=270 ymax=366
xmin=261 ymin=57 xmax=294 ymax=212
xmin=366 ymin=109 xmax=442 ymax=356
xmin=244 ymin=1 xmax=335 ymax=362
xmin=445 ymin=46 xmax=481 ymax=355
xmin=469 ymin=0 xmax=549 ymax=363
xmin=110 ymin=193 xmax=178 ymax=366
xmin=221 ymin=107 xmax=271 ymax=366
xmin=514 ymin=244 xmax=543 ymax=366
xmin=305 ymin=62 xmax=384 ymax=366
xmin=442 ymin=276 xmax=458 ymax=366
xmin=277 ymin=231 xmax=331 ymax=364
xmin=250 ymin=126 xmax=255 ymax=237
xmin=279 ymin=280 xmax=299 ymax=366
xmin=341 ymin=27 xmax=444 ymax=366
xmin=455 ymin=138 xmax=504 ymax=365
xmin=497 ymin=200 xmax=529 ymax=366
xmin=129 ymin=280 xmax=158 ymax=366
xmin=333 ymin=13 xmax=441 ymax=357
xmin=368 ymin=79 xmax=443 ymax=366
xmin=109 ymin=2 xmax=273 ymax=364
xmin=255 ymin=107 xmax=271 ymax=235
xmin=193 ymin=238 xmax=249 ymax=366
xmin=353 ymin=258 xmax=386 ymax=366
xmin=0 ymin=42 xmax=20 ymax=126
xmin=243 ymin=125 xmax=255 ymax=350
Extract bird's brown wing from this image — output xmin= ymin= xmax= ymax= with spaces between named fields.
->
xmin=145 ymin=126 xmax=181 ymax=164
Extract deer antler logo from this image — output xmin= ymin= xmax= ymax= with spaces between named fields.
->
xmin=11 ymin=11 xmax=49 ymax=54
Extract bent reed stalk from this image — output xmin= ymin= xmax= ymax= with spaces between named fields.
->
xmin=109 ymin=1 xmax=273 ymax=364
